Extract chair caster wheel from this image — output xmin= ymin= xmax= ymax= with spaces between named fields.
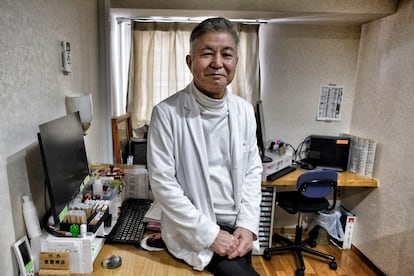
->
xmin=295 ymin=268 xmax=305 ymax=276
xmin=329 ymin=261 xmax=337 ymax=270
xmin=308 ymin=239 xmax=317 ymax=247
xmin=272 ymin=233 xmax=282 ymax=243
xmin=262 ymin=249 xmax=272 ymax=260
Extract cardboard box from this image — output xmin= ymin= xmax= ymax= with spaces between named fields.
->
xmin=330 ymin=206 xmax=357 ymax=249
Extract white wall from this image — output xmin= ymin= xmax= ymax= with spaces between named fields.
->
xmin=0 ymin=1 xmax=101 ymax=275
xmin=259 ymin=24 xmax=360 ymax=151
xmin=343 ymin=0 xmax=414 ymax=274
xmin=259 ymin=23 xmax=361 ymax=227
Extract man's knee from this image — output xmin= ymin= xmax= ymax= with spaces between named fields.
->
xmin=206 ymin=253 xmax=259 ymax=276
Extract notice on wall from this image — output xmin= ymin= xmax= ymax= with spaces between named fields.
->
xmin=317 ymin=84 xmax=343 ymax=121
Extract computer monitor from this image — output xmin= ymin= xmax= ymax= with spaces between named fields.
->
xmin=38 ymin=112 xmax=90 ymax=227
xmin=255 ymin=100 xmax=272 ymax=163
xmin=126 ymin=138 xmax=147 ymax=166
xmin=304 ymin=135 xmax=351 ymax=171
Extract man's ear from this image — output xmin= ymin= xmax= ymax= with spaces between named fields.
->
xmin=185 ymin=55 xmax=192 ymax=69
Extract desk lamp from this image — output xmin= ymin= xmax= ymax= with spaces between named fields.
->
xmin=65 ymin=94 xmax=93 ymax=135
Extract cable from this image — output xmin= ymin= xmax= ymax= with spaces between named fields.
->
xmin=40 ymin=184 xmax=72 ymax=238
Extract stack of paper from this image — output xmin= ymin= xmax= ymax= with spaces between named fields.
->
xmin=123 ymin=167 xmax=153 ymax=199
xmin=144 ymin=201 xmax=162 ymax=223
xmin=342 ymin=134 xmax=377 ymax=178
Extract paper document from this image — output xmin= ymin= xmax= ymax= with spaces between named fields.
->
xmin=144 ymin=201 xmax=162 ymax=222
xmin=317 ymin=84 xmax=343 ymax=121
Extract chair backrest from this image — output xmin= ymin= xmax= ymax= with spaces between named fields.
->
xmin=297 ymin=170 xmax=338 ymax=199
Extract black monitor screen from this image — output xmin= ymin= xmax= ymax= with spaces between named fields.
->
xmin=255 ymin=100 xmax=272 ymax=163
xmin=38 ymin=112 xmax=90 ymax=226
xmin=128 ymin=138 xmax=147 ymax=166
xmin=305 ymin=135 xmax=351 ymax=171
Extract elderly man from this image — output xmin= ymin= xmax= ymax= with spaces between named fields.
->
xmin=147 ymin=17 xmax=262 ymax=276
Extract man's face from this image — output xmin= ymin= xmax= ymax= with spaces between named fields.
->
xmin=186 ymin=31 xmax=238 ymax=99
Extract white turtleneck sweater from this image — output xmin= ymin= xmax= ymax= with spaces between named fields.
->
xmin=193 ymin=87 xmax=237 ymax=227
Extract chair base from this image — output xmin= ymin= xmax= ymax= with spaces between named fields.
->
xmin=263 ymin=225 xmax=337 ymax=276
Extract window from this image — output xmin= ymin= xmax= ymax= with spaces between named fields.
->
xmin=111 ymin=19 xmax=260 ymax=133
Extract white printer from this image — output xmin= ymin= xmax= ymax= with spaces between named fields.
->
xmin=261 ymin=148 xmax=293 ymax=181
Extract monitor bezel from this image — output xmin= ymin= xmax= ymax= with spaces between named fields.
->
xmin=38 ymin=112 xmax=90 ymax=227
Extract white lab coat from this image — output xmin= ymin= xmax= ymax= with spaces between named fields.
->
xmin=147 ymin=83 xmax=263 ymax=271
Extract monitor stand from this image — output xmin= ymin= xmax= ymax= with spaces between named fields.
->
xmin=262 ymin=155 xmax=273 ymax=163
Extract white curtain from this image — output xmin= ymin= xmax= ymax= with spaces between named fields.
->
xmin=125 ymin=21 xmax=261 ymax=132
xmin=231 ymin=24 xmax=260 ymax=105
xmin=110 ymin=20 xmax=132 ymax=117
xmin=127 ymin=22 xmax=195 ymax=130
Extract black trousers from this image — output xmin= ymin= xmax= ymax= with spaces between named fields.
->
xmin=205 ymin=225 xmax=260 ymax=276
xmin=205 ymin=250 xmax=259 ymax=276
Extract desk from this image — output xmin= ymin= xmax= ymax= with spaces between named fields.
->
xmin=74 ymin=169 xmax=377 ymax=275
xmin=257 ymin=169 xmax=377 ymax=254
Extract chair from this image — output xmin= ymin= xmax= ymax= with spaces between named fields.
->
xmin=112 ymin=113 xmax=133 ymax=164
xmin=263 ymin=170 xmax=338 ymax=276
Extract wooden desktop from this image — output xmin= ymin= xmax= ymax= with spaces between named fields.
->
xmin=78 ymin=244 xmax=212 ymax=276
xmin=262 ymin=169 xmax=378 ymax=187
xmin=72 ymin=169 xmax=377 ymax=276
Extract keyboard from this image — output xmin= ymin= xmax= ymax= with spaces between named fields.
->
xmin=106 ymin=198 xmax=153 ymax=245
xmin=266 ymin=166 xmax=296 ymax=181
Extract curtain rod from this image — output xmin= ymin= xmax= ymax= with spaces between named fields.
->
xmin=116 ymin=16 xmax=268 ymax=25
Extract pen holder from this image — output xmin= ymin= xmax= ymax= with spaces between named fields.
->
xmin=60 ymin=208 xmax=109 ymax=234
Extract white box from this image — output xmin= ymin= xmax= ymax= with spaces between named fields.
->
xmin=330 ymin=206 xmax=356 ymax=249
xmin=40 ymin=230 xmax=104 ymax=274
xmin=261 ymin=149 xmax=293 ymax=181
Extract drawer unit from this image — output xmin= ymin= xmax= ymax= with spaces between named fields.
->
xmin=253 ymin=186 xmax=276 ymax=255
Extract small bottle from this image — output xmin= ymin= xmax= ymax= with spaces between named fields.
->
xmin=22 ymin=195 xmax=42 ymax=239
xmin=80 ymin=223 xmax=87 ymax=237
xmin=93 ymin=176 xmax=103 ymax=199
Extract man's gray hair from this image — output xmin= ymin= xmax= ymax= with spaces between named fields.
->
xmin=190 ymin=17 xmax=239 ymax=51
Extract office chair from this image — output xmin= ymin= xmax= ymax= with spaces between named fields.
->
xmin=263 ymin=170 xmax=338 ymax=276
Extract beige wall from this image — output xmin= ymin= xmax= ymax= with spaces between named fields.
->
xmin=111 ymin=0 xmax=396 ymax=19
xmin=259 ymin=23 xmax=361 ymax=228
xmin=260 ymin=24 xmax=361 ymax=147
xmin=344 ymin=0 xmax=414 ymax=274
xmin=0 ymin=1 xmax=100 ymax=275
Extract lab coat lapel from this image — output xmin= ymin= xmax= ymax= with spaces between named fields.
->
xmin=227 ymin=97 xmax=241 ymax=210
xmin=183 ymin=89 xmax=211 ymax=187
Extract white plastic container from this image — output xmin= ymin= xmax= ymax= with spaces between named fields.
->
xmin=22 ymin=194 xmax=42 ymax=239
xmin=93 ymin=177 xmax=103 ymax=198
